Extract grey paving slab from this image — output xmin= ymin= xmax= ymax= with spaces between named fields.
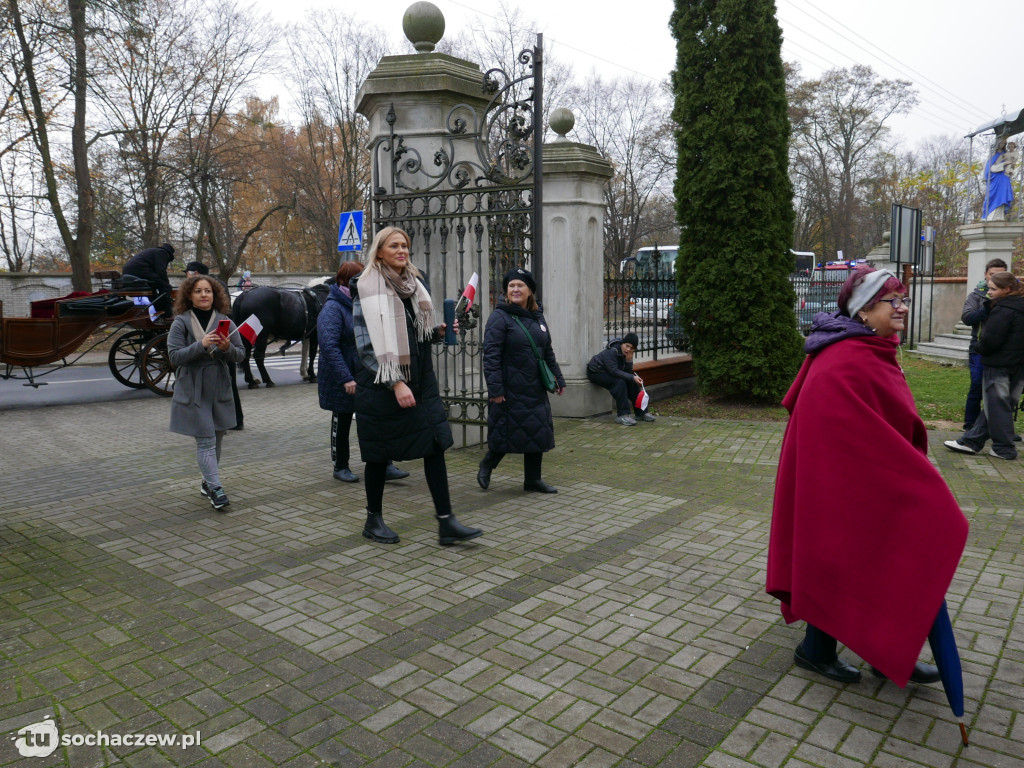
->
xmin=1 ymin=386 xmax=1022 ymax=767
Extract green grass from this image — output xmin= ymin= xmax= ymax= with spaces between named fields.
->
xmin=900 ymin=354 xmax=969 ymax=426
xmin=655 ymin=354 xmax=967 ymax=427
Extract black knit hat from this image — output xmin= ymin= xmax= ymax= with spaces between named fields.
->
xmin=184 ymin=261 xmax=209 ymax=275
xmin=160 ymin=242 xmax=175 ymax=256
xmin=502 ymin=267 xmax=535 ymax=294
xmin=622 ymin=333 xmax=639 ymax=348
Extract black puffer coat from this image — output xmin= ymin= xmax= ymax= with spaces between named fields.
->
xmin=351 ymin=277 xmax=453 ymax=463
xmin=978 ymin=295 xmax=1024 ymax=369
xmin=483 ymin=302 xmax=565 ymax=454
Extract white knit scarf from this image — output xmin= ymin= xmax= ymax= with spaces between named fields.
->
xmin=357 ymin=264 xmax=434 ymax=384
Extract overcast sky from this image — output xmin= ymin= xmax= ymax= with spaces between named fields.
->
xmin=254 ymin=0 xmax=1014 ymax=148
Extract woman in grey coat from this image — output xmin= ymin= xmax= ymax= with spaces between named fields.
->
xmin=168 ymin=275 xmax=245 ymax=510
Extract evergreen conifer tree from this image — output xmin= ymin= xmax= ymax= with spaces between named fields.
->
xmin=670 ymin=0 xmax=803 ymax=401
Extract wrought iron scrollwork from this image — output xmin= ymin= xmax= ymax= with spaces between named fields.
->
xmin=373 ymin=46 xmax=537 ymax=194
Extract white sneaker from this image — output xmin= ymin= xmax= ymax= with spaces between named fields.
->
xmin=988 ymin=449 xmax=1015 ymax=460
xmin=614 ymin=415 xmax=637 ymax=426
xmin=944 ymin=440 xmax=977 ymax=454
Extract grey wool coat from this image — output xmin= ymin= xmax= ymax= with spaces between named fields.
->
xmin=167 ymin=312 xmax=245 ymax=437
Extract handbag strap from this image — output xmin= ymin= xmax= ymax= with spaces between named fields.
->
xmin=511 ymin=315 xmax=543 ymax=363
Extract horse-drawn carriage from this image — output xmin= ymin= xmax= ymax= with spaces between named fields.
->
xmin=0 ymin=270 xmax=176 ymax=396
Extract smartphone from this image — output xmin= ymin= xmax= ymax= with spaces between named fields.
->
xmin=217 ymin=318 xmax=231 ymax=337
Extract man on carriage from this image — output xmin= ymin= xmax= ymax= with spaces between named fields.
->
xmin=123 ymin=243 xmax=176 ymax=322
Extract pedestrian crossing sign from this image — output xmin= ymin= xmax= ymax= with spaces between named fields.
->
xmin=337 ymin=211 xmax=364 ymax=251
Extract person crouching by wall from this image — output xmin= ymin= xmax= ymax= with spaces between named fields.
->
xmin=478 ymin=267 xmax=565 ymax=494
xmin=317 ymin=261 xmax=410 ymax=483
xmin=586 ymin=333 xmax=655 ymax=425
xmin=167 ymin=275 xmax=245 ymax=510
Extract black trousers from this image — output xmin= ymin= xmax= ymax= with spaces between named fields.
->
xmin=230 ymin=361 xmax=243 ymax=427
xmin=330 ymin=412 xmax=353 ymax=470
xmin=587 ymin=370 xmax=642 ymax=416
xmin=481 ymin=450 xmax=543 ymax=483
xmin=800 ymin=624 xmax=838 ymax=661
xmin=365 ymin=450 xmax=451 ymax=517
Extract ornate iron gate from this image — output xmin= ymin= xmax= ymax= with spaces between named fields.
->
xmin=368 ymin=38 xmax=543 ymax=444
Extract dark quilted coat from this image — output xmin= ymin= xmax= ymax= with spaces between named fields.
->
xmin=316 ymin=284 xmax=357 ymax=414
xmin=351 ymin=279 xmax=453 ymax=463
xmin=978 ymin=295 xmax=1024 ymax=369
xmin=483 ymin=302 xmax=565 ymax=454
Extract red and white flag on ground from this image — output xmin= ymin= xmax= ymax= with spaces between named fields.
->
xmin=454 ymin=272 xmax=479 ymax=314
xmin=236 ymin=314 xmax=263 ymax=345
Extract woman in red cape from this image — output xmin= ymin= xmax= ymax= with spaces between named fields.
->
xmin=767 ymin=267 xmax=968 ymax=686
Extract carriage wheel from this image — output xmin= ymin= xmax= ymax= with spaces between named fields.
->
xmin=107 ymin=330 xmax=151 ymax=389
xmin=140 ymin=332 xmax=175 ymax=397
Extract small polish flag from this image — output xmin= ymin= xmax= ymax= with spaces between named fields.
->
xmin=454 ymin=272 xmax=479 ymax=314
xmin=237 ymin=314 xmax=263 ymax=345
xmin=634 ymin=383 xmax=649 ymax=412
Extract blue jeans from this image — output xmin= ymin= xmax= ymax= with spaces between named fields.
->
xmin=959 ymin=366 xmax=1024 ymax=458
xmin=963 ymin=353 xmax=984 ymax=430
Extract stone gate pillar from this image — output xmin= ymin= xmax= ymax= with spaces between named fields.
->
xmin=541 ymin=112 xmax=614 ymax=417
xmin=959 ymin=221 xmax=1024 ymax=295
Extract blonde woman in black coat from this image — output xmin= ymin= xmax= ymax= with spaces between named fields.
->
xmin=351 ymin=227 xmax=482 ymax=545
xmin=478 ymin=268 xmax=565 ymax=493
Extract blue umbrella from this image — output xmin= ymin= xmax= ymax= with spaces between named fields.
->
xmin=927 ymin=600 xmax=969 ymax=746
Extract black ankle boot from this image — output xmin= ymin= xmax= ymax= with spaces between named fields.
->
xmin=363 ymin=512 xmax=400 ymax=544
xmin=437 ymin=514 xmax=483 ymax=545
xmin=477 ymin=461 xmax=492 ymax=490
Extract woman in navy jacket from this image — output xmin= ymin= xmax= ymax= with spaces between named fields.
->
xmin=478 ymin=268 xmax=565 ymax=493
xmin=317 ymin=262 xmax=409 ymax=483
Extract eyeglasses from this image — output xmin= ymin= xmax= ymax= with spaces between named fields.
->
xmin=880 ymin=296 xmax=911 ymax=309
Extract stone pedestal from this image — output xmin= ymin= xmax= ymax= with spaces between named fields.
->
xmin=541 ymin=141 xmax=614 ymax=417
xmin=959 ymin=221 xmax=1024 ymax=294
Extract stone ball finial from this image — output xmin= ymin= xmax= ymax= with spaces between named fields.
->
xmin=549 ymin=107 xmax=575 ymax=142
xmin=403 ymin=2 xmax=445 ymax=53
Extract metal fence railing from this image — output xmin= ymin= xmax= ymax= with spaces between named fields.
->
xmin=790 ymin=268 xmax=850 ymax=334
xmin=604 ymin=275 xmax=687 ymax=361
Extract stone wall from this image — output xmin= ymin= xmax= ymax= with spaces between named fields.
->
xmin=0 ymin=272 xmax=332 ymax=318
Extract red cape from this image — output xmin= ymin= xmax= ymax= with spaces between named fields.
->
xmin=767 ymin=335 xmax=967 ymax=686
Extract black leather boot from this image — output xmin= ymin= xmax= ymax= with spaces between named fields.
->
xmin=524 ymin=480 xmax=557 ymax=493
xmin=363 ymin=512 xmax=400 ymax=544
xmin=437 ymin=514 xmax=483 ymax=545
xmin=477 ymin=461 xmax=492 ymax=490
xmin=871 ymin=662 xmax=941 ymax=684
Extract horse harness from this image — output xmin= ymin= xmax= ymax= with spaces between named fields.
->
xmin=297 ymin=287 xmax=328 ymax=341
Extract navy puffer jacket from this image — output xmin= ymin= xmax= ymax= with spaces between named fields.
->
xmin=351 ymin=277 xmax=453 ymax=463
xmin=316 ymin=284 xmax=357 ymax=414
xmin=483 ymin=302 xmax=565 ymax=454
xmin=587 ymin=340 xmax=636 ymax=381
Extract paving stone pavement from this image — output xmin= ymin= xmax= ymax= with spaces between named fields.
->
xmin=1 ymin=385 xmax=1022 ymax=768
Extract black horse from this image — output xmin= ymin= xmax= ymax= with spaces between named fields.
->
xmin=232 ymin=283 xmax=329 ymax=388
